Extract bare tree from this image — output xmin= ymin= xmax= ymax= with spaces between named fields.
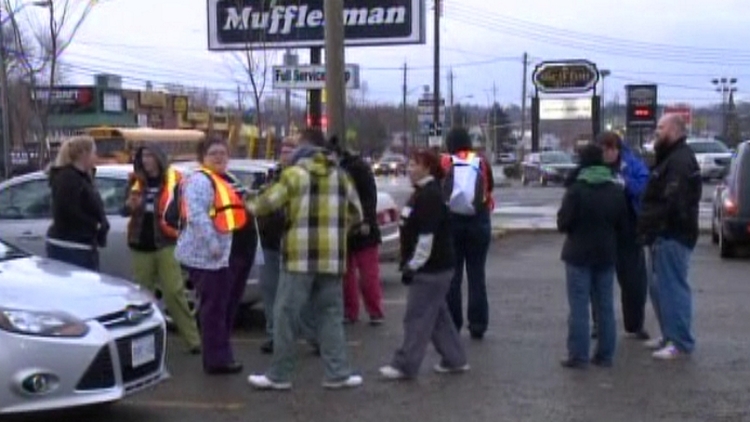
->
xmin=4 ymin=0 xmax=98 ymax=165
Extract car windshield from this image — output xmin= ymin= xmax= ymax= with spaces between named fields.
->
xmin=689 ymin=141 xmax=729 ymax=154
xmin=540 ymin=152 xmax=573 ymax=164
xmin=0 ymin=239 xmax=29 ymax=262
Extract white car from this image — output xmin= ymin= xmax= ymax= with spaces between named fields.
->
xmin=687 ymin=138 xmax=733 ymax=181
xmin=0 ymin=161 xmax=401 ymax=316
xmin=0 ymin=238 xmax=168 ymax=414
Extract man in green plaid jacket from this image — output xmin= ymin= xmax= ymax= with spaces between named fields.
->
xmin=246 ymin=128 xmax=364 ymax=391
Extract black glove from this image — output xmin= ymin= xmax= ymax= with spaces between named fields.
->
xmin=401 ymin=268 xmax=415 ymax=286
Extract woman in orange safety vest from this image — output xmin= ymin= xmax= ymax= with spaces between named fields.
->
xmin=174 ymin=138 xmax=258 ymax=375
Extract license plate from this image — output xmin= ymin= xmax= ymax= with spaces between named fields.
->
xmin=131 ymin=335 xmax=156 ymax=368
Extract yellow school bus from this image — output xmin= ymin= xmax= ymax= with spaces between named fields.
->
xmin=81 ymin=127 xmax=206 ymax=164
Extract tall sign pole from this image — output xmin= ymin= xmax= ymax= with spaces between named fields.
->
xmin=324 ymin=0 xmax=346 ymax=142
xmin=432 ymin=0 xmax=441 ymax=145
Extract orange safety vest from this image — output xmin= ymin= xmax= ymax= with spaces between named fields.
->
xmin=129 ymin=167 xmax=182 ymax=239
xmin=180 ymin=167 xmax=247 ymax=234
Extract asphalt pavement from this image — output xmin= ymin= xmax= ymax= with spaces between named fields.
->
xmin=8 ymin=234 xmax=750 ymax=422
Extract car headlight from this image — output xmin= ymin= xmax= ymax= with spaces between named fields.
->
xmin=389 ymin=163 xmax=398 ymax=169
xmin=542 ymin=166 xmax=558 ymax=174
xmin=0 ymin=308 xmax=89 ymax=338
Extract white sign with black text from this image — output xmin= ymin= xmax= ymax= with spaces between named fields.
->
xmin=272 ymin=64 xmax=360 ymax=90
xmin=539 ymin=98 xmax=592 ymax=120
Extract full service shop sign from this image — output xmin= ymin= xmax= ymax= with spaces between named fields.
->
xmin=207 ymin=0 xmax=426 ymax=50
xmin=272 ymin=64 xmax=360 ymax=90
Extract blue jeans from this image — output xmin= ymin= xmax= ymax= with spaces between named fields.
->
xmin=565 ymin=264 xmax=616 ymax=363
xmin=259 ymin=249 xmax=316 ymax=342
xmin=651 ymin=238 xmax=695 ymax=353
xmin=446 ymin=211 xmax=491 ymax=335
xmin=260 ymin=249 xmax=281 ymax=336
xmin=266 ymin=271 xmax=352 ymax=383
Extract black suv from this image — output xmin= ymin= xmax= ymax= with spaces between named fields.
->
xmin=711 ymin=141 xmax=750 ymax=258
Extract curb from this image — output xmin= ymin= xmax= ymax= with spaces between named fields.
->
xmin=491 ymin=225 xmax=713 ymax=238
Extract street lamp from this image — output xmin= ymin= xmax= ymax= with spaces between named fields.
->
xmin=1 ymin=0 xmax=51 ymax=179
xmin=712 ymin=77 xmax=738 ymax=139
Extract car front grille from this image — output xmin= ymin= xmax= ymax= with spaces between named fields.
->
xmin=116 ymin=327 xmax=165 ymax=384
xmin=76 ymin=346 xmax=116 ymax=391
xmin=96 ymin=303 xmax=154 ymax=329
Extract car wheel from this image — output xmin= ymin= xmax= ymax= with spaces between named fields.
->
xmin=719 ymin=228 xmax=736 ymax=259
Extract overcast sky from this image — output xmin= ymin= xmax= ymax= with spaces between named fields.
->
xmin=29 ymin=0 xmax=750 ymax=108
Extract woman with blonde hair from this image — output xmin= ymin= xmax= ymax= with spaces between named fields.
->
xmin=46 ymin=135 xmax=109 ymax=270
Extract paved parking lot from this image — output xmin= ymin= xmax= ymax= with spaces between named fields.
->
xmin=7 ymin=234 xmax=750 ymax=422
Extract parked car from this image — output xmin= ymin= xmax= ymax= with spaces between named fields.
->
xmin=372 ymin=155 xmax=407 ymax=176
xmin=711 ymin=141 xmax=750 ymax=258
xmin=0 ymin=238 xmax=168 ymax=414
xmin=521 ymin=151 xmax=577 ymax=186
xmin=0 ymin=161 xmax=401 ymax=317
xmin=688 ymin=138 xmax=733 ymax=181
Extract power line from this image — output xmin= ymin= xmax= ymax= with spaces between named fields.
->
xmin=446 ymin=6 xmax=750 ymax=66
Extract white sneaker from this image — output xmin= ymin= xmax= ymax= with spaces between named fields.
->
xmin=322 ymin=374 xmax=363 ymax=389
xmin=379 ymin=365 xmax=407 ymax=380
xmin=433 ymin=363 xmax=471 ymax=374
xmin=652 ymin=343 xmax=685 ymax=360
xmin=247 ymin=374 xmax=292 ymax=390
xmin=644 ymin=337 xmax=665 ymax=350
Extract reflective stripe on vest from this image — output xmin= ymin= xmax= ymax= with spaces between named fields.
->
xmin=130 ymin=168 xmax=182 ymax=239
xmin=196 ymin=168 xmax=247 ymax=233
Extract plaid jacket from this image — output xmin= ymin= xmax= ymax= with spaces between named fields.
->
xmin=249 ymin=150 xmax=362 ymax=275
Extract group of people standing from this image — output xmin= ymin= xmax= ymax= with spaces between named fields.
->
xmin=42 ymin=125 xmax=497 ymax=389
xmin=557 ymin=114 xmax=701 ymax=368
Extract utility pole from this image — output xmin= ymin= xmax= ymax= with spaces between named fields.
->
xmin=448 ymin=68 xmax=455 ymax=128
xmin=283 ymin=48 xmax=293 ymax=135
xmin=520 ymin=52 xmax=528 ymax=150
xmin=491 ymin=81 xmax=497 ymax=157
xmin=432 ymin=0 xmax=441 ymax=144
xmin=712 ymin=77 xmax=738 ymax=139
xmin=0 ymin=8 xmax=11 ymax=179
xmin=324 ymin=0 xmax=346 ymax=143
xmin=402 ymin=62 xmax=408 ymax=153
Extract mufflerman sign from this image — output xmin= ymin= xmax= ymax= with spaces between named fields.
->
xmin=272 ymin=64 xmax=361 ymax=90
xmin=207 ymin=0 xmax=426 ymax=50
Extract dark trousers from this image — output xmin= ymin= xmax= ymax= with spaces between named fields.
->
xmin=446 ymin=211 xmax=491 ymax=335
xmin=46 ymin=242 xmax=99 ymax=271
xmin=592 ymin=239 xmax=648 ymax=334
xmin=189 ymin=252 xmax=253 ymax=370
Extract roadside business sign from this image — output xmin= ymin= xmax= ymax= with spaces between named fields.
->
xmin=532 ymin=60 xmax=599 ymax=94
xmin=207 ymin=0 xmax=426 ymax=50
xmin=272 ymin=64 xmax=360 ymax=90
xmin=625 ymin=84 xmax=658 ymax=128
xmin=539 ymin=98 xmax=593 ymax=120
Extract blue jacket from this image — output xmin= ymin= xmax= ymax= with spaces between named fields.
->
xmin=617 ymin=146 xmax=650 ymax=214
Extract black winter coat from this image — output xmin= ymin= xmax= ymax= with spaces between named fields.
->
xmin=637 ymin=138 xmax=702 ymax=249
xmin=340 ymin=152 xmax=381 ymax=252
xmin=557 ymin=168 xmax=628 ymax=268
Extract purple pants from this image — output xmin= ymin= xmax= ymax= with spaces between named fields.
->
xmin=189 ymin=253 xmax=253 ymax=370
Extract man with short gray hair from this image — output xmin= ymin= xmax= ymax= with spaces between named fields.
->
xmin=638 ymin=114 xmax=702 ymax=360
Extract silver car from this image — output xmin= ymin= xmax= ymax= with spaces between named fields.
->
xmin=0 ymin=160 xmax=401 ymax=315
xmin=0 ymin=238 xmax=168 ymax=414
